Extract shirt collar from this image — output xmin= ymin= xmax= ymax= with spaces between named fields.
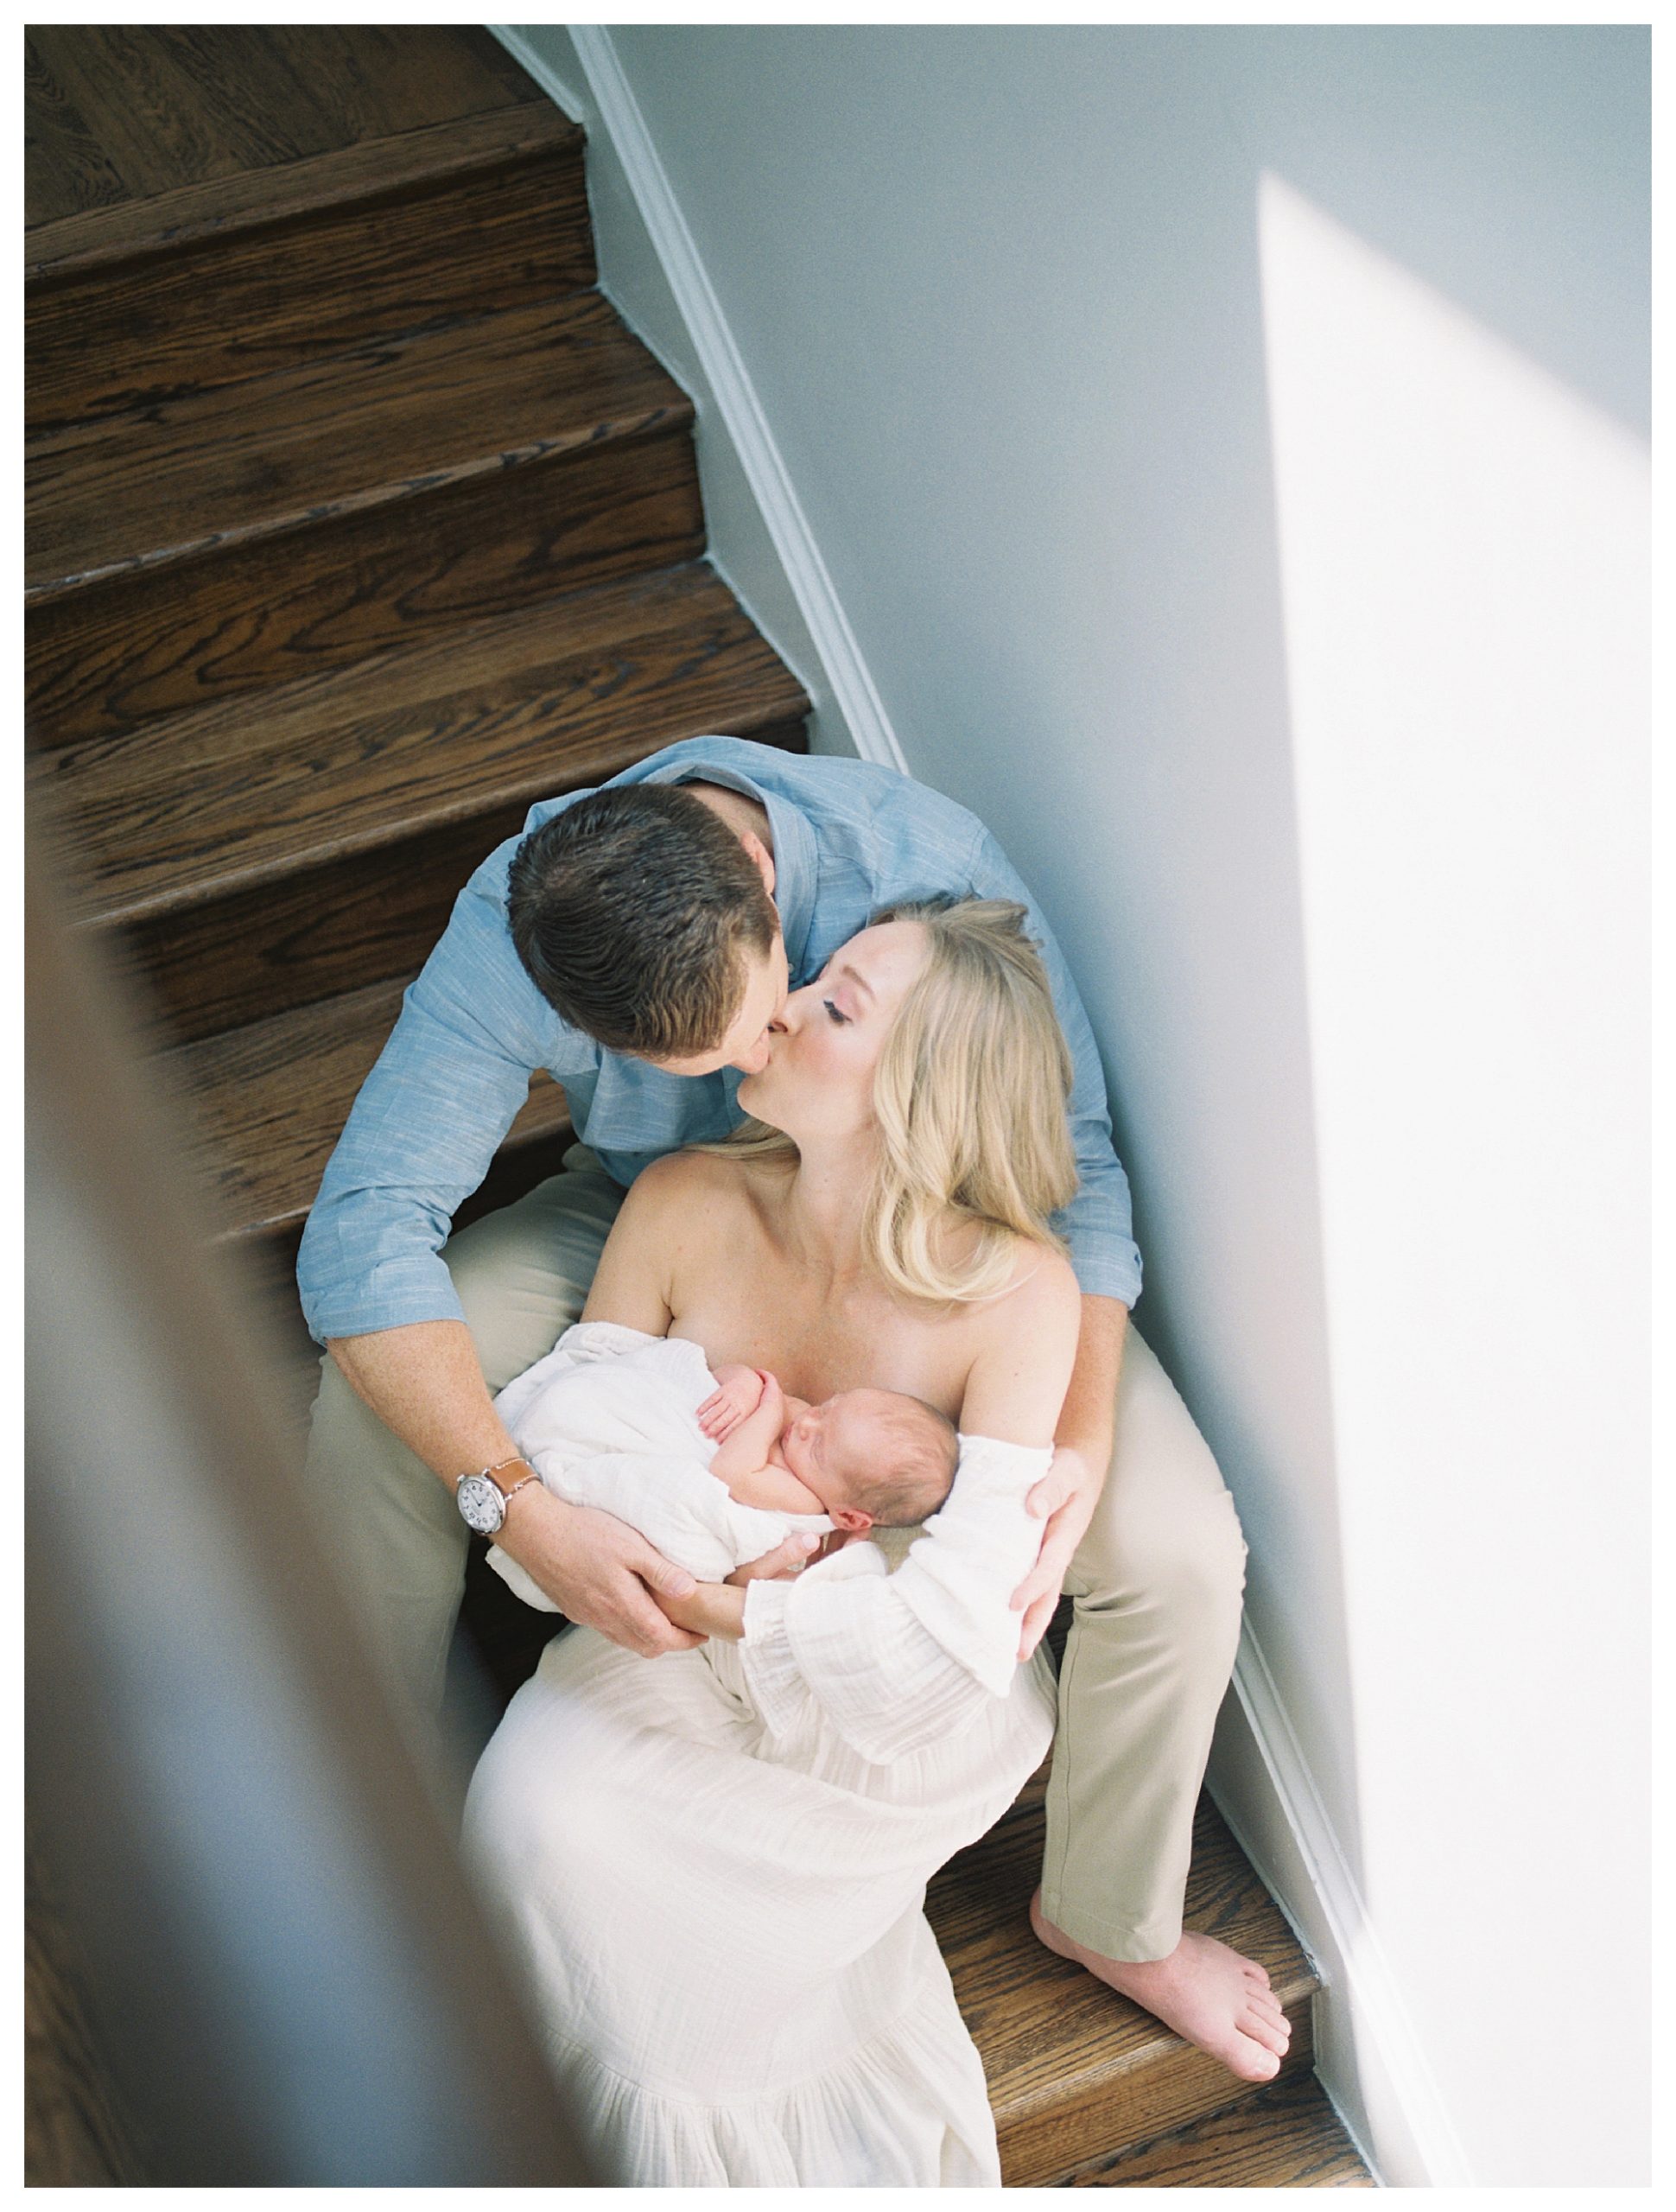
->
xmin=640 ymin=753 xmax=820 ymax=982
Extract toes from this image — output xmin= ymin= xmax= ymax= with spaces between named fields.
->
xmin=1224 ymin=2035 xmax=1282 ymax=2082
xmin=1243 ymin=1960 xmax=1273 ymax=1990
xmin=1247 ymin=1989 xmax=1287 ymax=2026
xmin=1241 ymin=2005 xmax=1292 ymax=2056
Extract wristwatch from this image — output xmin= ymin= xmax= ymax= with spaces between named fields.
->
xmin=455 ymin=1453 xmax=542 ymax=1535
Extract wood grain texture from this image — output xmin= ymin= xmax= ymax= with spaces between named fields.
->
xmin=158 ymin=978 xmax=573 ymax=1241
xmin=25 ymin=26 xmax=538 ymax=227
xmin=24 ymin=33 xmax=130 ymax=229
xmin=28 ymin=105 xmax=579 ymax=284
xmin=28 ymin=294 xmax=688 ymax=594
xmin=927 ymin=1788 xmax=1321 ymax=2187
xmin=27 ymin=142 xmax=592 ymax=432
xmin=29 ymin=25 xmax=258 ymax=207
xmin=41 ymin=563 xmax=809 ymax=925
xmin=115 ymin=714 xmax=810 ymax=1048
xmin=28 ymin=421 xmax=704 ymax=748
xmin=1062 ymin=2069 xmax=1374 ymax=2188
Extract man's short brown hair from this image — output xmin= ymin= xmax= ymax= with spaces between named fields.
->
xmin=506 ymin=783 xmax=779 ymax=1056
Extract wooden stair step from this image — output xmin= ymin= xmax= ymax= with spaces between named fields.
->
xmin=26 ymin=100 xmax=580 ymax=284
xmin=27 ymin=423 xmax=703 ymax=752
xmin=159 ymin=976 xmax=572 ymax=1243
xmin=27 ymin=294 xmax=690 ymax=600
xmin=25 ymin=23 xmax=536 ymax=233
xmin=28 ymin=102 xmax=592 ymax=429
xmin=38 ymin=562 xmax=809 ymax=929
xmin=927 ymin=1785 xmax=1320 ymax=2188
xmin=1062 ymin=2069 xmax=1373 ymax=2188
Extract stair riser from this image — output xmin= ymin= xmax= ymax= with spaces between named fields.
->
xmin=26 ymin=144 xmax=594 ymax=430
xmin=97 ymin=717 xmax=809 ymax=1045
xmin=997 ymin=1998 xmax=1316 ymax=2189
xmin=27 ymin=426 xmax=704 ymax=747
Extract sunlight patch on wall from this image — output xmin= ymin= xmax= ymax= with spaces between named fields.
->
xmin=1257 ymin=168 xmax=1647 ymax=2177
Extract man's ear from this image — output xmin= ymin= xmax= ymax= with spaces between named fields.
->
xmin=739 ymin=830 xmax=776 ymax=899
xmin=831 ymin=1505 xmax=873 ymax=1534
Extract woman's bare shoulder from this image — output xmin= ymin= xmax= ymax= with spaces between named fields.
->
xmin=625 ymin=1145 xmax=775 ymax=1230
xmin=982 ymin=1236 xmax=1082 ymax=1333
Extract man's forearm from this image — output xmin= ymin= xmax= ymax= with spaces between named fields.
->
xmin=322 ymin=1266 xmax=708 ymax=1662
xmin=327 ymin=1319 xmax=512 ymax=1486
xmin=1056 ymin=1295 xmax=1128 ymax=1478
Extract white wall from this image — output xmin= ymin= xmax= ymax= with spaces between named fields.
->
xmin=505 ymin=24 xmax=1648 ymax=2185
xmin=497 ymin=23 xmax=856 ymax=760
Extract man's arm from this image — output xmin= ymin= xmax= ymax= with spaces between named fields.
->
xmin=327 ymin=1319 xmax=704 ymax=1656
xmin=302 ymin=855 xmax=706 ymax=1656
xmin=1013 ymin=1294 xmax=1128 ymax=1659
xmin=965 ymin=829 xmax=1142 ymax=1311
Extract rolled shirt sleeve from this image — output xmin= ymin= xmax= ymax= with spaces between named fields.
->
xmin=962 ymin=829 xmax=1141 ymax=1307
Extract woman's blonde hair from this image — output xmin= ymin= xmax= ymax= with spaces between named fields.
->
xmin=709 ymin=897 xmax=1079 ymax=1305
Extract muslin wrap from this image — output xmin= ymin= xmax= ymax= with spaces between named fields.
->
xmin=486 ymin=1320 xmax=831 ymax=1597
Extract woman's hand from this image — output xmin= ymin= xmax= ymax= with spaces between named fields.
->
xmin=654 ymin=1527 xmax=831 ymax=1643
xmin=1012 ymin=1445 xmax=1102 ymax=1660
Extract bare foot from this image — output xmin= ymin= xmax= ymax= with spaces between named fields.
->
xmin=1029 ymin=1889 xmax=1292 ymax=2082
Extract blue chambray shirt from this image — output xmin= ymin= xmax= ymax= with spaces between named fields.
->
xmin=297 ymin=736 xmax=1142 ymax=1342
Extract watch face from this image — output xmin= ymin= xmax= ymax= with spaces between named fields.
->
xmin=456 ymin=1472 xmax=505 ymax=1535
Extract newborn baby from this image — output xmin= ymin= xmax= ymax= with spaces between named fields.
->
xmin=485 ymin=1322 xmax=956 ymax=1606
xmin=698 ymin=1363 xmax=957 ymax=1534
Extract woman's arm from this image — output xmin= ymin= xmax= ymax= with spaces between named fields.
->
xmin=663 ymin=1244 xmax=1084 ymax=1758
xmin=578 ymin=1156 xmax=682 ymax=1334
xmin=955 ymin=1243 xmax=1083 ymax=1447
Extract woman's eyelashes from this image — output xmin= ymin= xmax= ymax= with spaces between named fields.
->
xmin=822 ymin=998 xmax=850 ymax=1026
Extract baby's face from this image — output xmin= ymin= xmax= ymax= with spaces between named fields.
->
xmin=776 ymin=1389 xmax=881 ymax=1509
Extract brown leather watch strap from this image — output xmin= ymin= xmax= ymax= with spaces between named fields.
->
xmin=474 ymin=1453 xmax=541 ymax=1507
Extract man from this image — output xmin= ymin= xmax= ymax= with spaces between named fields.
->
xmin=299 ymin=734 xmax=1285 ymax=2083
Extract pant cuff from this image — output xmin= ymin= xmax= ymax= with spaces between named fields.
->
xmin=1038 ymin=1886 xmax=1184 ymax=1965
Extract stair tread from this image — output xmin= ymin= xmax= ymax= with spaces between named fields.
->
xmin=27 ymin=294 xmax=689 ymax=596
xmin=930 ymin=1789 xmax=1316 ymax=2122
xmin=160 ymin=976 xmax=572 ymax=1241
xmin=1063 ymin=2069 xmax=1373 ymax=2188
xmin=928 ymin=1785 xmax=1320 ymax=2182
xmin=37 ymin=563 xmax=811 ymax=926
xmin=27 ymin=99 xmax=579 ymax=283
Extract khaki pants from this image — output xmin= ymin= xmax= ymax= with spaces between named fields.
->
xmin=304 ymin=1148 xmax=1247 ymax=1962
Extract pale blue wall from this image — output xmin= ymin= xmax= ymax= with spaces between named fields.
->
xmin=515 ymin=24 xmax=1648 ymax=2183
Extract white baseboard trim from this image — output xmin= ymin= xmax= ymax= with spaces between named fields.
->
xmin=491 ymin=26 xmax=588 ymax=129
xmin=503 ymin=22 xmax=908 ymax=778
xmin=1221 ymin=1621 xmax=1476 ymax=2188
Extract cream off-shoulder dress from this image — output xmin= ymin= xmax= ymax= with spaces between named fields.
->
xmin=461 ymin=1325 xmax=1057 ymax=2189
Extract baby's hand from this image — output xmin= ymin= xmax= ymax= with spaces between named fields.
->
xmin=697 ymin=1364 xmax=769 ymax=1442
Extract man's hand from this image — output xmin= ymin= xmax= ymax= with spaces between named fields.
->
xmin=1012 ymin=1445 xmax=1102 ymax=1661
xmin=498 ymin=1490 xmax=704 ymax=1657
xmin=696 ymin=1364 xmax=770 ymax=1442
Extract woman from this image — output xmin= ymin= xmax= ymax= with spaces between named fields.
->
xmin=463 ymin=899 xmax=1085 ymax=2186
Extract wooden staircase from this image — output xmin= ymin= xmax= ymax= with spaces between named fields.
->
xmin=26 ymin=23 xmax=807 ymax=1281
xmin=24 ymin=26 xmax=1369 ymax=2190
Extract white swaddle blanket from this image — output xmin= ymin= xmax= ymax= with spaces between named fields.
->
xmin=486 ymin=1321 xmax=832 ymax=1605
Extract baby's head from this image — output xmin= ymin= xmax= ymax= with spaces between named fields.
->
xmin=779 ymin=1387 xmax=958 ymax=1532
